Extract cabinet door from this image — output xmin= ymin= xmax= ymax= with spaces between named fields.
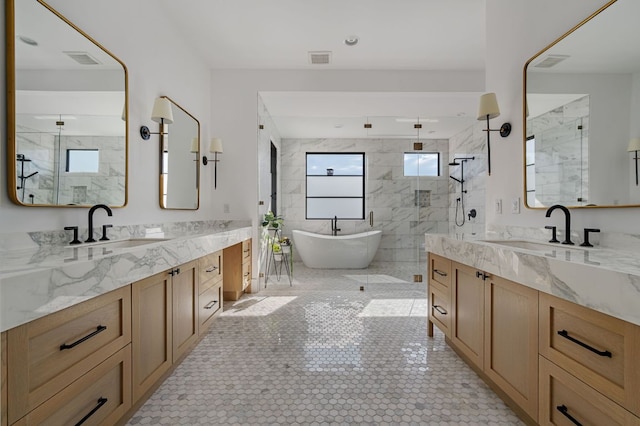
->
xmin=451 ymin=261 xmax=484 ymax=369
xmin=172 ymin=260 xmax=199 ymax=362
xmin=484 ymin=275 xmax=539 ymax=421
xmin=132 ymin=271 xmax=172 ymax=403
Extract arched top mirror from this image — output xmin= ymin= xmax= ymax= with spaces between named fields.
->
xmin=523 ymin=0 xmax=640 ymax=209
xmin=6 ymin=0 xmax=128 ymax=207
xmin=159 ymin=96 xmax=200 ymax=210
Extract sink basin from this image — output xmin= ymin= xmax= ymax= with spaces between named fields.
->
xmin=480 ymin=239 xmax=585 ymax=252
xmin=68 ymin=238 xmax=170 ymax=250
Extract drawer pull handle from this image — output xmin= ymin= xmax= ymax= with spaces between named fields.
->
xmin=434 ymin=269 xmax=447 ymax=277
xmin=556 ymin=405 xmax=582 ymax=426
xmin=60 ymin=325 xmax=107 ymax=351
xmin=244 ymin=272 xmax=250 ymax=277
xmin=557 ymin=330 xmax=612 ymax=358
xmin=75 ymin=397 xmax=108 ymax=426
xmin=205 ymin=266 xmax=218 ymax=273
xmin=243 ymin=249 xmax=250 ymax=253
xmin=204 ymin=300 xmax=218 ymax=309
xmin=432 ymin=305 xmax=447 ymax=315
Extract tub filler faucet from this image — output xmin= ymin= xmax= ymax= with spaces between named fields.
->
xmin=331 ymin=216 xmax=341 ymax=236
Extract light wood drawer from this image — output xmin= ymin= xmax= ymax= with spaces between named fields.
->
xmin=428 ymin=284 xmax=450 ymax=337
xmin=198 ymin=250 xmax=222 ymax=292
xmin=199 ymin=282 xmax=222 ymax=333
xmin=7 ymin=287 xmax=131 ymax=424
xmin=242 ymin=261 xmax=251 ymax=291
xmin=242 ymin=239 xmax=251 ymax=261
xmin=539 ymin=293 xmax=640 ymax=416
xmin=539 ymin=356 xmax=640 ymax=425
xmin=14 ymin=345 xmax=132 ymax=426
xmin=429 ymin=253 xmax=451 ymax=290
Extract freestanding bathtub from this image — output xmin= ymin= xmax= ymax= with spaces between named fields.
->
xmin=292 ymin=229 xmax=382 ymax=269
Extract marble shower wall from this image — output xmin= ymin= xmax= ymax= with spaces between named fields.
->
xmin=448 ymin=123 xmax=487 ymax=235
xmin=15 ymin=126 xmax=126 ymax=205
xmin=526 ymin=95 xmax=589 ymax=206
xmin=280 ymin=138 xmax=449 ymax=262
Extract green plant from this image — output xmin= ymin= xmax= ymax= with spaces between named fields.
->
xmin=272 ymin=242 xmax=282 ymax=253
xmin=261 ymin=211 xmax=283 ymax=229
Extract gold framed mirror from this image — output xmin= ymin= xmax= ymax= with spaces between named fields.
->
xmin=6 ymin=0 xmax=128 ymax=207
xmin=523 ymin=0 xmax=640 ymax=209
xmin=159 ymin=96 xmax=200 ymax=210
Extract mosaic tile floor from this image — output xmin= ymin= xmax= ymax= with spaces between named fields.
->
xmin=127 ymin=262 xmax=524 ymax=425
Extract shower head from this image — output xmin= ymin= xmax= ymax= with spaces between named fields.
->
xmin=448 ymin=160 xmax=460 ymax=166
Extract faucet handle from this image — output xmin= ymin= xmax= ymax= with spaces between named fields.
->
xmin=544 ymin=225 xmax=559 ymax=243
xmin=64 ymin=226 xmax=82 ymax=245
xmin=580 ymin=228 xmax=600 ymax=247
xmin=100 ymin=224 xmax=113 ymax=241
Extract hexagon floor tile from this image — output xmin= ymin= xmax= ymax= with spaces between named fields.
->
xmin=127 ymin=262 xmax=524 ymax=425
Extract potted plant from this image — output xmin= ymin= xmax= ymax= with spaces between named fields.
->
xmin=272 ymin=241 xmax=283 ymax=261
xmin=261 ymin=211 xmax=283 ymax=230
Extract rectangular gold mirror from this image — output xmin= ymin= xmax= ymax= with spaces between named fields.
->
xmin=6 ymin=0 xmax=128 ymax=207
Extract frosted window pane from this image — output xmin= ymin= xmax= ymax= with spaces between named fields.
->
xmin=526 ymin=165 xmax=535 ymax=191
xmin=66 ymin=149 xmax=99 ymax=173
xmin=307 ymin=176 xmax=362 ymax=197
xmin=526 ymin=191 xmax=537 ymax=207
xmin=403 ymin=153 xmax=439 ymax=176
xmin=307 ymin=154 xmax=363 ymax=175
xmin=526 ymin=137 xmax=535 ymax=165
xmin=307 ymin=198 xmax=363 ymax=219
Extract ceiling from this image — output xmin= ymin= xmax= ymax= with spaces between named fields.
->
xmin=157 ymin=0 xmax=488 ymax=139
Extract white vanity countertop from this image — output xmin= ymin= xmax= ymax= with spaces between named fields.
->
xmin=425 ymin=233 xmax=640 ymax=327
xmin=0 ymin=223 xmax=252 ymax=332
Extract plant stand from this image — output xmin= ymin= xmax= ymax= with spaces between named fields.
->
xmin=264 ymin=229 xmax=292 ymax=287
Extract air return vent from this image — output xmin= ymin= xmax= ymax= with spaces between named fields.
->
xmin=533 ymin=54 xmax=569 ymax=68
xmin=308 ymin=51 xmax=331 ymax=65
xmin=64 ymin=51 xmax=102 ymax=65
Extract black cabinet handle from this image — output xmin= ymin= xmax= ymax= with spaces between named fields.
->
xmin=60 ymin=325 xmax=107 ymax=351
xmin=75 ymin=397 xmax=108 ymax=426
xmin=434 ymin=269 xmax=447 ymax=277
xmin=556 ymin=405 xmax=582 ymax=426
xmin=204 ymin=300 xmax=218 ymax=309
xmin=432 ymin=305 xmax=447 ymax=315
xmin=205 ymin=266 xmax=218 ymax=273
xmin=475 ymin=271 xmax=489 ymax=280
xmin=169 ymin=268 xmax=181 ymax=276
xmin=557 ymin=330 xmax=612 ymax=357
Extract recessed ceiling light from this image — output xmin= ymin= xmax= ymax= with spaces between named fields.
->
xmin=18 ymin=35 xmax=38 ymax=46
xmin=344 ymin=36 xmax=359 ymax=46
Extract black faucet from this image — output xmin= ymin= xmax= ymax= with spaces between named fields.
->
xmin=331 ymin=216 xmax=341 ymax=236
xmin=86 ymin=204 xmax=113 ymax=243
xmin=545 ymin=204 xmax=573 ymax=245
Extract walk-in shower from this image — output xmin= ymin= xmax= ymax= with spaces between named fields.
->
xmin=449 ymin=156 xmax=474 ymax=227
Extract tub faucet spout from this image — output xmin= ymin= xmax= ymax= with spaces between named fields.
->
xmin=331 ymin=216 xmax=341 ymax=236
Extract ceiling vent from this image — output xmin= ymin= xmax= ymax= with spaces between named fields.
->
xmin=309 ymin=51 xmax=331 ymax=65
xmin=533 ymin=54 xmax=570 ymax=68
xmin=64 ymin=51 xmax=102 ymax=65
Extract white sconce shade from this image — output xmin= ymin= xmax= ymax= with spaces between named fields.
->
xmin=210 ymin=137 xmax=223 ymax=153
xmin=627 ymin=138 xmax=640 ymax=152
xmin=477 ymin=92 xmax=501 ymax=120
xmin=190 ymin=137 xmax=199 ymax=153
xmin=151 ymin=97 xmax=173 ymax=124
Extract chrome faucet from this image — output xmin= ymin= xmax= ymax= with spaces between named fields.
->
xmin=331 ymin=216 xmax=341 ymax=236
xmin=86 ymin=204 xmax=113 ymax=243
xmin=545 ymin=204 xmax=573 ymax=245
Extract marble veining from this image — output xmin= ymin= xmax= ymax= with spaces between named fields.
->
xmin=425 ymin=230 xmax=640 ymax=327
xmin=0 ymin=221 xmax=251 ymax=331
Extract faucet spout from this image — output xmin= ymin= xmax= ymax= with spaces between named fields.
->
xmin=86 ymin=204 xmax=113 ymax=243
xmin=331 ymin=215 xmax=341 ymax=236
xmin=545 ymin=204 xmax=573 ymax=245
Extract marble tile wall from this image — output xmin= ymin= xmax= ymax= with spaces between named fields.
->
xmin=15 ymin=126 xmax=126 ymax=205
xmin=526 ymin=95 xmax=590 ymax=206
xmin=280 ymin=138 xmax=449 ymax=262
xmin=448 ymin=123 xmax=486 ymax=235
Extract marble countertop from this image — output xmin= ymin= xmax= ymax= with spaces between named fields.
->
xmin=0 ymin=222 xmax=252 ymax=332
xmin=425 ymin=233 xmax=640 ymax=327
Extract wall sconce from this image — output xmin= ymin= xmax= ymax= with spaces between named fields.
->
xmin=477 ymin=92 xmax=511 ymax=176
xmin=140 ymin=97 xmax=173 ymax=140
xmin=203 ymin=138 xmax=223 ymax=189
xmin=628 ymin=138 xmax=640 ymax=185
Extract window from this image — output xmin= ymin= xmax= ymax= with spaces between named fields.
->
xmin=306 ymin=153 xmax=364 ymax=219
xmin=66 ymin=149 xmax=99 ymax=173
xmin=403 ymin=152 xmax=440 ymax=176
xmin=525 ymin=136 xmax=536 ymax=206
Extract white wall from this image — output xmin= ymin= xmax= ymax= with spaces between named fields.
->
xmin=484 ymin=0 xmax=640 ymax=234
xmin=0 ymin=0 xmax=214 ymax=233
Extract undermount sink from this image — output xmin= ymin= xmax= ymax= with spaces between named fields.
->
xmin=68 ymin=238 xmax=170 ymax=250
xmin=480 ymin=239 xmax=586 ymax=252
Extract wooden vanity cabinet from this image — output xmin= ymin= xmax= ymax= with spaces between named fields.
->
xmin=198 ymin=250 xmax=223 ymax=333
xmin=427 ymin=253 xmax=452 ymax=338
xmin=223 ymin=239 xmax=252 ymax=302
xmin=171 ymin=260 xmax=199 ymax=363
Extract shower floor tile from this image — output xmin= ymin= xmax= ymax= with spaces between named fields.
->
xmin=127 ymin=262 xmax=524 ymax=425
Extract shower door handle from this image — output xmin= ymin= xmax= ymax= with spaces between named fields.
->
xmin=369 ymin=211 xmax=374 ymax=227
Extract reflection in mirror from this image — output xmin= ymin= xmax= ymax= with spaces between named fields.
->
xmin=524 ymin=0 xmax=640 ymax=208
xmin=8 ymin=0 xmax=128 ymax=207
xmin=159 ymin=96 xmax=200 ymax=210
